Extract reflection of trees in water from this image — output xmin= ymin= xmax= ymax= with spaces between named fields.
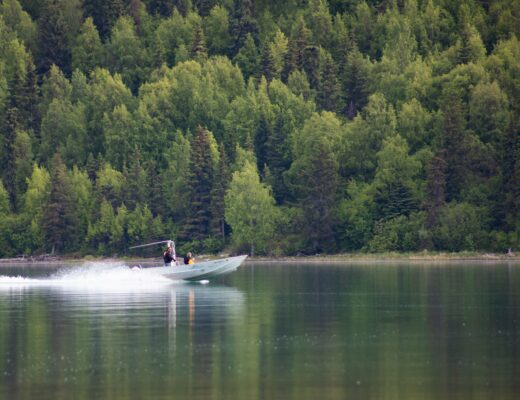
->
xmin=1 ymin=265 xmax=520 ymax=399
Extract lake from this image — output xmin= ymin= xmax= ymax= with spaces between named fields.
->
xmin=0 ymin=260 xmax=519 ymax=399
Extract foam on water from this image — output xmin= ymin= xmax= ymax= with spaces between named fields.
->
xmin=0 ymin=261 xmax=174 ymax=290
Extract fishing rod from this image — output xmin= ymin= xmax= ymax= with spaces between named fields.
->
xmin=129 ymin=240 xmax=175 ymax=249
xmin=129 ymin=239 xmax=178 ymax=265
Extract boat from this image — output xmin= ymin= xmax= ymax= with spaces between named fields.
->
xmin=129 ymin=240 xmax=247 ymax=281
xmin=144 ymin=255 xmax=248 ymax=281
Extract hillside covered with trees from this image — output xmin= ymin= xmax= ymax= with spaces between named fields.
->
xmin=0 ymin=0 xmax=519 ymax=256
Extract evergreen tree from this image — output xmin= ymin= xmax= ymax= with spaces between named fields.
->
xmin=259 ymin=42 xmax=275 ymax=82
xmin=148 ymin=0 xmax=173 ymax=17
xmin=0 ymin=180 xmax=10 ymax=217
xmin=254 ymin=117 xmax=270 ymax=177
xmin=372 ymin=135 xmax=421 ymax=222
xmin=441 ymin=95 xmax=468 ymax=201
xmin=193 ymin=0 xmax=214 ymax=17
xmin=5 ymin=54 xmax=39 ymax=135
xmin=341 ymin=43 xmax=370 ymax=118
xmin=302 ymin=45 xmax=320 ymax=90
xmin=317 ymin=52 xmax=341 ymax=112
xmin=13 ymin=130 xmax=34 ymax=207
xmin=85 ymin=152 xmax=99 ymax=182
xmin=286 ymin=138 xmax=339 ymax=253
xmin=233 ymin=33 xmax=259 ymax=80
xmin=82 ymin=0 xmax=125 ymax=40
xmin=123 ymin=148 xmax=148 ymax=210
xmin=458 ymin=23 xmax=486 ymax=65
xmin=71 ymin=17 xmax=103 ymax=75
xmin=425 ymin=152 xmax=447 ymax=229
xmin=37 ymin=0 xmax=71 ymax=76
xmin=228 ymin=0 xmax=258 ymax=58
xmin=281 ymin=17 xmax=311 ymax=81
xmin=42 ymin=152 xmax=79 ymax=252
xmin=211 ymin=144 xmax=230 ymax=240
xmin=265 ymin=115 xmax=290 ymax=204
xmin=2 ymin=108 xmax=19 ymax=207
xmin=172 ymin=0 xmax=191 ymax=16
xmin=146 ymin=161 xmax=163 ymax=217
xmin=374 ymin=181 xmax=418 ymax=221
xmin=191 ymin=24 xmax=208 ymax=62
xmin=183 ymin=126 xmax=215 ymax=241
xmin=306 ymin=0 xmax=333 ymax=49
xmin=5 ymin=53 xmax=39 ymax=134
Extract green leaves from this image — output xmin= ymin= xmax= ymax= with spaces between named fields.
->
xmin=0 ymin=0 xmax=519 ymax=255
xmin=225 ymin=159 xmax=278 ymax=255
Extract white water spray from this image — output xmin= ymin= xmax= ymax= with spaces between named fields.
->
xmin=0 ymin=261 xmax=175 ymax=291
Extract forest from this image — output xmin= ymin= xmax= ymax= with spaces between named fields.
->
xmin=0 ymin=0 xmax=519 ymax=256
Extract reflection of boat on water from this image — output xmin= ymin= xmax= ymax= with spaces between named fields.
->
xmin=146 ymin=255 xmax=248 ymax=281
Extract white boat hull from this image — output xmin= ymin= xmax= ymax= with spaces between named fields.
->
xmin=145 ymin=255 xmax=248 ymax=281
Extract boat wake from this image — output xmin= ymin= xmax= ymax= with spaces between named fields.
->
xmin=0 ymin=261 xmax=175 ymax=291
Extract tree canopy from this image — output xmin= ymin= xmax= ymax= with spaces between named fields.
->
xmin=1 ymin=0 xmax=519 ymax=256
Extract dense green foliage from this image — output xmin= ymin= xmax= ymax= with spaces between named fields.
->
xmin=0 ymin=0 xmax=519 ymax=256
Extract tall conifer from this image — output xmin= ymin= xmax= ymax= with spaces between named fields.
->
xmin=211 ymin=144 xmax=230 ymax=240
xmin=265 ymin=115 xmax=290 ymax=204
xmin=37 ymin=0 xmax=71 ymax=75
xmin=82 ymin=0 xmax=124 ymax=40
xmin=317 ymin=52 xmax=341 ymax=112
xmin=42 ymin=152 xmax=79 ymax=252
xmin=183 ymin=127 xmax=215 ymax=242
xmin=229 ymin=0 xmax=258 ymax=57
xmin=191 ymin=25 xmax=208 ymax=62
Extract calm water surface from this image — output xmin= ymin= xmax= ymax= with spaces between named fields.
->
xmin=0 ymin=260 xmax=519 ymax=399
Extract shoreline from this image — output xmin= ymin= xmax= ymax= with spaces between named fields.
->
xmin=1 ymin=251 xmax=520 ymax=265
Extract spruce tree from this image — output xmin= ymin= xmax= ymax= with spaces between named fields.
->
xmin=148 ymin=0 xmax=173 ymax=17
xmin=341 ymin=43 xmax=370 ymax=118
xmin=172 ymin=0 xmax=191 ymax=16
xmin=233 ymin=33 xmax=259 ymax=80
xmin=317 ymin=52 xmax=341 ymax=112
xmin=82 ymin=0 xmax=125 ymax=40
xmin=13 ymin=130 xmax=34 ymax=207
xmin=228 ymin=0 xmax=258 ymax=58
xmin=37 ymin=0 xmax=71 ymax=76
xmin=2 ymin=108 xmax=19 ymax=207
xmin=183 ymin=126 xmax=215 ymax=242
xmin=42 ymin=152 xmax=79 ymax=253
xmin=254 ymin=117 xmax=270 ymax=177
xmin=71 ymin=17 xmax=103 ymax=75
xmin=191 ymin=25 xmax=208 ymax=62
xmin=374 ymin=181 xmax=418 ymax=221
xmin=194 ymin=0 xmax=214 ymax=16
xmin=441 ymin=95 xmax=468 ymax=201
xmin=123 ymin=148 xmax=148 ymax=211
xmin=265 ymin=115 xmax=290 ymax=204
xmin=211 ymin=144 xmax=230 ymax=241
xmin=287 ymin=138 xmax=339 ymax=253
xmin=302 ymin=45 xmax=320 ymax=90
xmin=281 ymin=17 xmax=311 ymax=81
xmin=425 ymin=152 xmax=447 ymax=229
xmin=260 ymin=42 xmax=275 ymax=82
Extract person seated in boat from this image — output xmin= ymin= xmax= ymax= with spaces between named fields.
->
xmin=163 ymin=243 xmax=176 ymax=266
xmin=183 ymin=252 xmax=195 ymax=265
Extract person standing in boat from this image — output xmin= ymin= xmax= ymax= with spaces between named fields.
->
xmin=163 ymin=242 xmax=176 ymax=266
xmin=183 ymin=252 xmax=195 ymax=265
